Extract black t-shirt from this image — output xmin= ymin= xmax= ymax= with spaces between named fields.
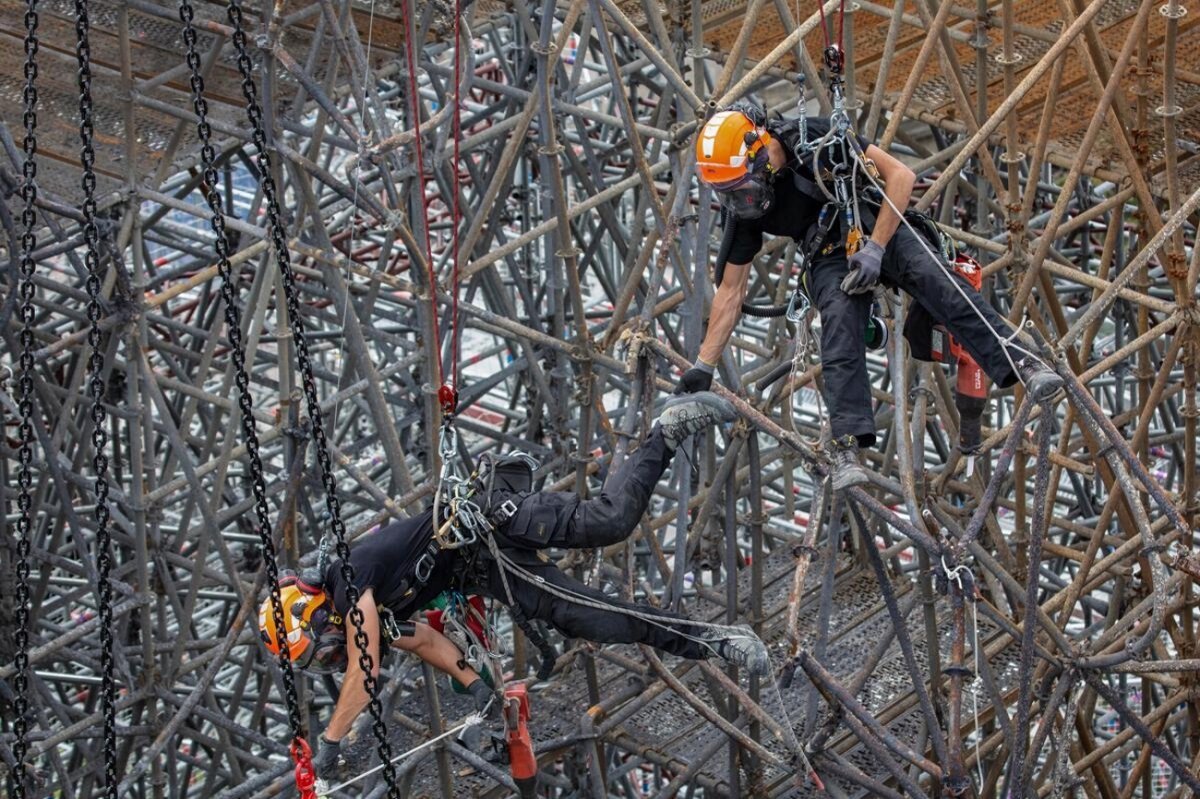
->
xmin=324 ymin=510 xmax=455 ymax=617
xmin=725 ymin=117 xmax=871 ymax=265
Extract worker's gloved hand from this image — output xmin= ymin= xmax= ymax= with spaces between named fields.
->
xmin=467 ymin=678 xmax=498 ymax=718
xmin=674 ymin=361 xmax=715 ymax=395
xmin=311 ymin=735 xmax=342 ymax=780
xmin=459 ymin=679 xmax=499 ymax=752
xmin=840 ymin=240 xmax=885 ymax=295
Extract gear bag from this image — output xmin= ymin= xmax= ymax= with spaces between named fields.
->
xmin=475 ymin=451 xmax=539 ymax=525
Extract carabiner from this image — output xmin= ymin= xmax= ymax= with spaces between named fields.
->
xmin=786 ymin=289 xmax=811 ymax=324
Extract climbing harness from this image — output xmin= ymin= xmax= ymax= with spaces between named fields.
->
xmin=425 ymin=592 xmax=504 ymax=688
xmin=734 ymin=42 xmax=881 ymax=365
xmin=9 ymin=1 xmax=40 ymax=794
xmin=73 ymin=2 xmax=119 ymax=794
xmin=430 ymin=446 xmax=560 ymax=681
xmin=177 ymin=1 xmax=323 ymax=792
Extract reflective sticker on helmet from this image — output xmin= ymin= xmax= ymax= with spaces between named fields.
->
xmin=287 ymin=629 xmax=302 ymax=644
xmin=701 ymin=111 xmax=734 ymax=159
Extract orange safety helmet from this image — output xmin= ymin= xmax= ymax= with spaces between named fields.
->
xmin=258 ymin=572 xmax=347 ymax=674
xmin=695 ymin=109 xmax=774 ymax=190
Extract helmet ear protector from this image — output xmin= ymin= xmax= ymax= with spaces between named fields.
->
xmin=259 ymin=572 xmax=347 ymax=675
xmin=301 ymin=625 xmax=348 ymax=675
xmin=715 ymin=179 xmax=776 ymax=220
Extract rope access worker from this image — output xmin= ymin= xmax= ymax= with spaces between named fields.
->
xmin=258 ymin=392 xmax=769 ymax=781
xmin=677 ymin=101 xmax=1064 ymax=490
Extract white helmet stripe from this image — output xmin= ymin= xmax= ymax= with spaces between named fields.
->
xmin=700 ymin=110 xmax=735 ymax=160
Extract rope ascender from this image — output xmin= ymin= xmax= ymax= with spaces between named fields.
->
xmin=72 ymin=1 xmax=119 ymax=794
xmin=221 ymin=0 xmax=403 ymax=793
xmin=9 ymin=0 xmax=41 ymax=795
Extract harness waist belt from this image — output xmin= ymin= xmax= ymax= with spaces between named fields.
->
xmin=491 ymin=497 xmax=520 ymax=524
xmin=413 ymin=538 xmax=441 ymax=585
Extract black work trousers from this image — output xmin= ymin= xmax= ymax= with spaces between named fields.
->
xmin=467 ymin=428 xmax=709 ymax=660
xmin=807 ymin=223 xmax=1021 ymax=448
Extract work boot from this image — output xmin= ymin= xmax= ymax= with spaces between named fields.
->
xmin=655 ymin=391 xmax=736 ymax=450
xmin=829 ymin=434 xmax=869 ymax=492
xmin=703 ymin=625 xmax=771 ymax=677
xmin=1016 ymin=356 xmax=1064 ymax=403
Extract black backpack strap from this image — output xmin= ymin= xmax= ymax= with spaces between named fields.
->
xmin=790 ymin=170 xmax=824 ymax=202
xmin=769 ymin=118 xmax=827 ymax=202
xmin=714 ymin=207 xmax=737 ymax=288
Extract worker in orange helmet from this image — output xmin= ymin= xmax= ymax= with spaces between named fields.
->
xmin=682 ymin=101 xmax=1062 ymax=490
xmin=258 ymin=392 xmax=768 ymax=783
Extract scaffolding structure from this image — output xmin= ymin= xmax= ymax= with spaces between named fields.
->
xmin=1 ymin=0 xmax=1199 ymax=797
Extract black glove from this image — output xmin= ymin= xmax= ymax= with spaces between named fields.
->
xmin=467 ymin=678 xmax=497 ymax=718
xmin=674 ymin=364 xmax=714 ymax=395
xmin=311 ymin=735 xmax=342 ymax=779
xmin=840 ymin=240 xmax=885 ymax=294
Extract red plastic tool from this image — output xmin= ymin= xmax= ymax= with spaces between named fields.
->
xmin=503 ymin=684 xmax=537 ymax=798
xmin=289 ymin=737 xmax=318 ymax=799
xmin=438 ymin=383 xmax=458 ymax=416
xmin=930 ymin=254 xmax=989 ymax=457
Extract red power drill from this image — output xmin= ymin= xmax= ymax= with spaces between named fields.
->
xmin=929 ymin=254 xmax=988 ymax=472
xmin=504 ymin=683 xmax=537 ymax=798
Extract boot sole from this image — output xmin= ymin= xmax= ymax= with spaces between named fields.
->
xmin=1027 ymin=378 xmax=1065 ymax=404
xmin=832 ymin=467 xmax=870 ymax=492
xmin=662 ymin=390 xmax=736 ymax=422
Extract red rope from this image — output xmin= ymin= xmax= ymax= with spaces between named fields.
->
xmin=400 ymin=0 xmax=444 ymax=397
xmin=450 ymin=0 xmax=462 ymax=396
xmin=816 ymin=0 xmax=831 ymax=49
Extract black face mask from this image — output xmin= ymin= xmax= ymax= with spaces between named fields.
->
xmin=717 ymin=172 xmax=775 ymax=220
xmin=303 ymin=629 xmax=348 ymax=675
xmin=293 ymin=599 xmax=348 ymax=674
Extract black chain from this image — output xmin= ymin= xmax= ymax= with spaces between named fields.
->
xmin=72 ymin=2 xmax=117 ymax=795
xmin=10 ymin=1 xmax=40 ymax=797
xmin=223 ymin=3 xmax=399 ymax=793
xmin=177 ymin=0 xmax=308 ymax=751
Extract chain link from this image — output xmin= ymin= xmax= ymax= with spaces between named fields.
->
xmin=223 ymin=3 xmax=399 ymax=793
xmin=72 ymin=1 xmax=117 ymax=795
xmin=10 ymin=1 xmax=41 ymax=796
xmin=177 ymin=0 xmax=309 ymax=757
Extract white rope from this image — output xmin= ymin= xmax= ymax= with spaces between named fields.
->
xmin=317 ymin=707 xmax=489 ymax=796
xmin=491 ymin=544 xmax=752 ymax=645
xmin=941 ymin=555 xmax=984 ymax=789
xmin=846 ymin=138 xmax=1044 ymax=386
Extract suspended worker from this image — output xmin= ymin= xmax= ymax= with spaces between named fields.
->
xmin=677 ymin=100 xmax=1063 ymax=490
xmin=258 ymin=392 xmax=768 ymax=780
